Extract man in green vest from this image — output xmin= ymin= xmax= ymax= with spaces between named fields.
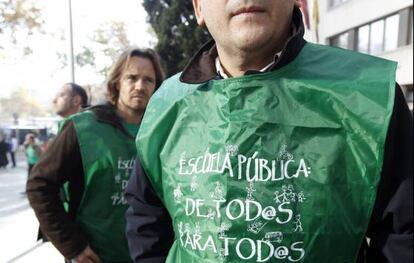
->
xmin=125 ymin=1 xmax=413 ymax=262
xmin=27 ymin=48 xmax=165 ymax=263
xmin=36 ymin=84 xmax=87 ymax=241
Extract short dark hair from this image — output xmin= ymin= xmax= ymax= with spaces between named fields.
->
xmin=106 ymin=48 xmax=165 ymax=105
xmin=66 ymin=82 xmax=88 ymax=107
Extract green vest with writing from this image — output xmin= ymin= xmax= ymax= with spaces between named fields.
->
xmin=137 ymin=43 xmax=396 ymax=262
xmin=71 ymin=111 xmax=136 ymax=263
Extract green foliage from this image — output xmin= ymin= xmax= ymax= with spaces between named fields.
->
xmin=142 ymin=0 xmax=211 ymax=76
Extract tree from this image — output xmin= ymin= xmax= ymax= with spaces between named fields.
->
xmin=0 ymin=87 xmax=45 ymax=120
xmin=0 ymin=0 xmax=43 ymax=53
xmin=89 ymin=20 xmax=131 ymax=75
xmin=142 ymin=0 xmax=211 ymax=76
xmin=57 ymin=20 xmax=131 ymax=77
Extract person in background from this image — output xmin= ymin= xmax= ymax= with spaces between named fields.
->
xmin=0 ymin=134 xmax=9 ymax=169
xmin=125 ymin=0 xmax=413 ymax=262
xmin=53 ymin=82 xmax=89 ymax=119
xmin=23 ymin=133 xmax=42 ymax=176
xmin=9 ymin=133 xmax=18 ymax=168
xmin=35 ymin=84 xmax=86 ymax=242
xmin=27 ymin=47 xmax=164 ymax=263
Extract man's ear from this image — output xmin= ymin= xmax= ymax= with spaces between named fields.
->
xmin=72 ymin=95 xmax=82 ymax=107
xmin=192 ymin=0 xmax=206 ymax=27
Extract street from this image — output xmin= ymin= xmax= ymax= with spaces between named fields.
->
xmin=0 ymin=152 xmax=63 ymax=263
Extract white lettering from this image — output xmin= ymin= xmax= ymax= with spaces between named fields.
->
xmin=236 ymin=238 xmax=256 ymax=260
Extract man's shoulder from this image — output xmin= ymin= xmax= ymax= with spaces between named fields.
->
xmin=298 ymin=43 xmax=398 ymax=84
xmin=150 ymin=72 xmax=200 ymax=105
xmin=67 ymin=110 xmax=95 ymax=127
xmin=305 ymin=42 xmax=396 ymax=66
xmin=69 ymin=108 xmax=109 ymax=132
xmin=70 ymin=104 xmax=118 ymax=124
xmin=138 ymin=73 xmax=202 ymax=132
xmin=162 ymin=72 xmax=182 ymax=85
xmin=157 ymin=73 xmax=196 ymax=92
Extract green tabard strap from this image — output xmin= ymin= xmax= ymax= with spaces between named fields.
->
xmin=59 ymin=117 xmax=71 ymax=212
xmin=71 ymin=111 xmax=137 ymax=263
xmin=137 ymin=43 xmax=396 ymax=262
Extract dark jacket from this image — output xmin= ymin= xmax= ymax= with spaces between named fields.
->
xmin=0 ymin=140 xmax=9 ymax=167
xmin=26 ymin=104 xmax=131 ymax=260
xmin=125 ymin=8 xmax=413 ymax=263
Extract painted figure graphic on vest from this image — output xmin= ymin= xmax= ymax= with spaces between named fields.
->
xmin=26 ymin=47 xmax=165 ymax=263
xmin=125 ymin=0 xmax=413 ymax=262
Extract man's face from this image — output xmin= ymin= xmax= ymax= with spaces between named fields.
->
xmin=117 ymin=56 xmax=156 ymax=113
xmin=193 ymin=0 xmax=300 ymax=53
xmin=53 ymin=84 xmax=77 ymax=118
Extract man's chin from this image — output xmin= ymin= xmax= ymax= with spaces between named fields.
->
xmin=233 ymin=30 xmax=272 ymax=50
xmin=129 ymin=103 xmax=147 ymax=112
xmin=55 ymin=109 xmax=65 ymax=117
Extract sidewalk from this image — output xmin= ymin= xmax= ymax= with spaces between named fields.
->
xmin=0 ymin=156 xmax=63 ymax=263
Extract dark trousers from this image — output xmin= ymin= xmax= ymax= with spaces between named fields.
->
xmin=28 ymin=163 xmax=35 ymax=177
xmin=10 ymin=151 xmax=16 ymax=167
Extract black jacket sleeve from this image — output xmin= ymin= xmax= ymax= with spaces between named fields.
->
xmin=365 ymin=86 xmax=413 ymax=262
xmin=26 ymin=121 xmax=88 ymax=259
xmin=125 ymin=158 xmax=174 ymax=263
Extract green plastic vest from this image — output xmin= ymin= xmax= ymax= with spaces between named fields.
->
xmin=57 ymin=118 xmax=68 ymax=133
xmin=136 ymin=43 xmax=396 ymax=263
xmin=71 ymin=111 xmax=136 ymax=263
xmin=26 ymin=145 xmax=39 ymax=165
xmin=60 ymin=117 xmax=72 ymax=213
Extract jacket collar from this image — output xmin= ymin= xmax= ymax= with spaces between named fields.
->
xmin=180 ymin=7 xmax=306 ymax=84
xmin=86 ymin=103 xmax=134 ymax=138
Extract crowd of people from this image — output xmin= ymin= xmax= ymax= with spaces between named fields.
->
xmin=0 ymin=82 xmax=89 ymax=170
xmin=0 ymin=129 xmax=53 ymax=172
xmin=13 ymin=0 xmax=413 ymax=263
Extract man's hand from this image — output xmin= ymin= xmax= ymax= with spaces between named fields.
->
xmin=73 ymin=246 xmax=101 ymax=263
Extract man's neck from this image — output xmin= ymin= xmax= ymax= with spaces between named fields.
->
xmin=216 ymin=27 xmax=290 ymax=78
xmin=116 ymin=104 xmax=142 ymax=125
xmin=216 ymin=55 xmax=278 ymax=79
xmin=60 ymin=106 xmax=81 ymax=118
xmin=216 ymin=48 xmax=275 ymax=77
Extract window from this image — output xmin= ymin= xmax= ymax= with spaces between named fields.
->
xmin=357 ymin=25 xmax=370 ymax=54
xmin=329 ymin=0 xmax=349 ymax=8
xmin=370 ymin=20 xmax=385 ymax=54
xmin=384 ymin=14 xmax=400 ymax=51
xmin=329 ymin=7 xmax=412 ymax=54
xmin=330 ymin=32 xmax=349 ymax=49
xmin=409 ymin=8 xmax=413 ymax=44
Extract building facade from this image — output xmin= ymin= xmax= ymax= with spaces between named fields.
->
xmin=305 ymin=0 xmax=413 ymax=111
